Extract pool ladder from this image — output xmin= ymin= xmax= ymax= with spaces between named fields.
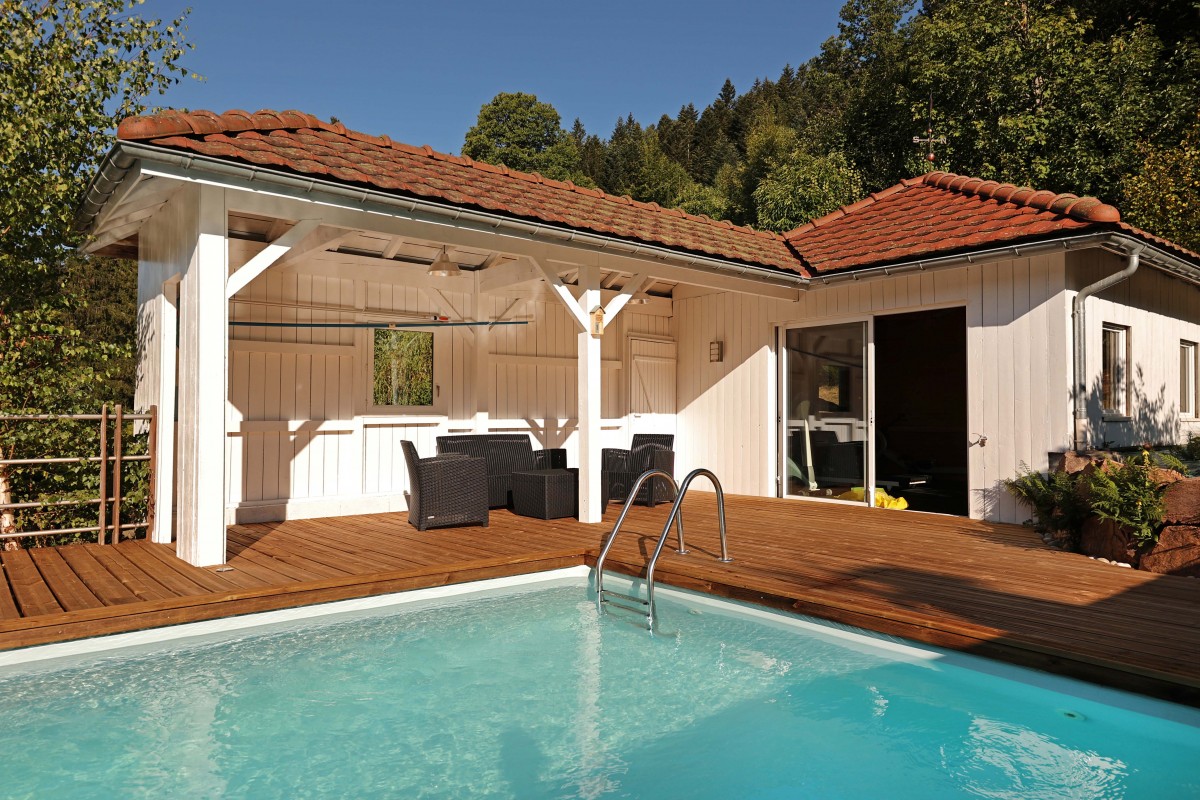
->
xmin=594 ymin=468 xmax=733 ymax=629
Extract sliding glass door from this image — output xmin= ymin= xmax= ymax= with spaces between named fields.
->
xmin=780 ymin=321 xmax=871 ymax=504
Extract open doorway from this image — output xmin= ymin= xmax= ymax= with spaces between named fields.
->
xmin=874 ymin=308 xmax=968 ymax=515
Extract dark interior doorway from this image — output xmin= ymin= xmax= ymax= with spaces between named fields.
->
xmin=874 ymin=307 xmax=968 ymax=515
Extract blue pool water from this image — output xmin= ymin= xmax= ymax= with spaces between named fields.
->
xmin=1 ymin=576 xmax=1198 ymax=799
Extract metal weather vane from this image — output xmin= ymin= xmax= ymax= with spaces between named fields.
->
xmin=912 ymin=94 xmax=947 ymax=166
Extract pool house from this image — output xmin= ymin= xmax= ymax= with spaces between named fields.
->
xmin=75 ymin=109 xmax=1200 ymax=569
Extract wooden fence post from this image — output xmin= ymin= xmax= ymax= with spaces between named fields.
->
xmin=145 ymin=405 xmax=158 ymax=541
xmin=98 ymin=404 xmax=108 ymax=545
xmin=110 ymin=405 xmax=123 ymax=545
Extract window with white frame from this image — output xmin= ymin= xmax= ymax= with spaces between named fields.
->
xmin=1182 ymin=341 xmax=1197 ymax=417
xmin=1101 ymin=324 xmax=1129 ymax=416
xmin=371 ymin=328 xmax=435 ymax=408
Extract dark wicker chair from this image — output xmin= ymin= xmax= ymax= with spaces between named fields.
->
xmin=601 ymin=434 xmax=675 ymax=509
xmin=401 ymin=440 xmax=489 ymax=531
xmin=436 ymin=434 xmax=567 ymax=508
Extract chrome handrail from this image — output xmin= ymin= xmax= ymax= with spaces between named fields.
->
xmin=594 ymin=469 xmax=681 ymax=610
xmin=595 ymin=467 xmax=732 ymax=630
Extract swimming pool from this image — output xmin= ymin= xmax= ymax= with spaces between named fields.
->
xmin=1 ymin=567 xmax=1197 ymax=799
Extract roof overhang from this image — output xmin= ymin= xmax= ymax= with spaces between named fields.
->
xmin=77 ymin=141 xmax=811 ymax=298
xmin=77 ymin=141 xmax=1200 ymax=294
xmin=804 ymin=231 xmax=1200 ymax=288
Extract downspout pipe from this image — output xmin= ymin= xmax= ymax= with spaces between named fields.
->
xmin=1072 ymin=248 xmax=1142 ymax=452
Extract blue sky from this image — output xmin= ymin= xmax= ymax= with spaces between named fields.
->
xmin=144 ymin=0 xmax=846 ymax=154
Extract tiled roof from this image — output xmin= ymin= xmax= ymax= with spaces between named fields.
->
xmin=785 ymin=172 xmax=1131 ymax=274
xmin=114 ymin=111 xmax=1199 ymax=278
xmin=116 ymin=109 xmax=802 ymax=274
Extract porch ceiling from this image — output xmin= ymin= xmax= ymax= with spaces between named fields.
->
xmin=227 ymin=210 xmax=679 ymax=298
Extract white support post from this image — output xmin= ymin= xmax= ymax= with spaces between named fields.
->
xmin=152 ymin=277 xmax=179 ymax=544
xmin=472 ymin=281 xmax=490 ymax=433
xmin=577 ymin=264 xmax=603 ymax=523
xmin=176 ymin=184 xmax=228 ymax=566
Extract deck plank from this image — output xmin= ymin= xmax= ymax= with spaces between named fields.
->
xmin=0 ymin=496 xmax=1198 ymax=705
xmin=0 ymin=550 xmax=63 ymax=617
xmin=27 ymin=548 xmax=105 ymax=612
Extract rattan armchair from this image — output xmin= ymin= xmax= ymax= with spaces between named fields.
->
xmin=401 ymin=440 xmax=489 ymax=531
xmin=601 ymin=433 xmax=675 ymax=509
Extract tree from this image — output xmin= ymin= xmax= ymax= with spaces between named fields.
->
xmin=753 ymin=151 xmax=865 ymax=232
xmin=1124 ymin=115 xmax=1200 ymax=252
xmin=908 ymin=0 xmax=1180 ymax=200
xmin=0 ymin=0 xmax=192 ymax=540
xmin=462 ymin=92 xmax=581 ymax=181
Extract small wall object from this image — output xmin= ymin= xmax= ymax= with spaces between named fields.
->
xmin=590 ymin=305 xmax=605 ymax=337
xmin=709 ymin=341 xmax=723 ymax=362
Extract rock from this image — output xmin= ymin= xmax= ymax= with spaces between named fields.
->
xmin=1149 ymin=467 xmax=1186 ymax=487
xmin=1079 ymin=517 xmax=1142 ymax=566
xmin=1050 ymin=450 xmax=1119 ymax=475
xmin=1140 ymin=525 xmax=1200 ymax=577
xmin=1163 ymin=478 xmax=1200 ymax=524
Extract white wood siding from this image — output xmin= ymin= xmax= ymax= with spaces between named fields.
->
xmin=223 ymin=239 xmax=672 ymax=522
xmin=674 ymin=256 xmax=1075 ymax=524
xmin=1072 ymin=249 xmax=1200 ymax=448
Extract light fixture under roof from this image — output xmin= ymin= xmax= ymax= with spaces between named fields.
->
xmin=426 ymin=246 xmax=462 ymax=277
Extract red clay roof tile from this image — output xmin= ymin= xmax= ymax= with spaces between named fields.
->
xmin=115 ymin=110 xmax=1198 ymax=277
xmin=783 ymin=172 xmax=1147 ymax=273
xmin=119 ymin=109 xmax=800 ymax=273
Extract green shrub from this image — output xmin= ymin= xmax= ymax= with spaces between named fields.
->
xmin=1004 ymin=463 xmax=1087 ymax=546
xmin=1176 ymin=433 xmax=1200 ymax=462
xmin=1086 ymin=450 xmax=1172 ymax=548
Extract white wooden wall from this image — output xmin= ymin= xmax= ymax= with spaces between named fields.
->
xmin=1073 ymin=249 xmax=1200 ymax=449
xmin=223 ymin=241 xmax=671 ymax=522
xmin=673 ymin=256 xmax=1079 ymax=523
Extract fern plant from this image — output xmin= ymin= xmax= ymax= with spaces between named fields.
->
xmin=1086 ymin=450 xmax=1171 ymax=548
xmin=1004 ymin=463 xmax=1086 ymax=547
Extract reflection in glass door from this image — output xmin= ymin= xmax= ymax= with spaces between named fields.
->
xmin=782 ymin=322 xmax=870 ymax=503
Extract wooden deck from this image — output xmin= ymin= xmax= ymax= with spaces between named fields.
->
xmin=2 ymin=495 xmax=1199 ymax=705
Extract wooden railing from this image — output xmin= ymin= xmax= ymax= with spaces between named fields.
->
xmin=0 ymin=405 xmax=157 ymax=544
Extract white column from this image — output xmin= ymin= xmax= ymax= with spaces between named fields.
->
xmin=473 ymin=287 xmax=490 ymax=433
xmin=577 ymin=265 xmax=603 ymax=523
xmin=176 ymin=184 xmax=228 ymax=566
xmin=152 ymin=278 xmax=179 ymax=544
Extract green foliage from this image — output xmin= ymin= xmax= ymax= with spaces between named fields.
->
xmin=1176 ymin=433 xmax=1200 ymax=462
xmin=1 ymin=0 xmax=192 ymax=266
xmin=753 ymin=151 xmax=865 ymax=231
xmin=1004 ymin=463 xmax=1087 ymax=544
xmin=462 ymin=92 xmax=582 ymax=182
xmin=1086 ymin=451 xmax=1173 ymax=547
xmin=1124 ymin=113 xmax=1200 ymax=253
xmin=0 ymin=0 xmax=192 ymax=541
xmin=538 ymin=0 xmax=1199 ymax=247
xmin=373 ymin=331 xmax=434 ymax=407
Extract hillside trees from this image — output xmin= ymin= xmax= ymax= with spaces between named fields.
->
xmin=0 ymin=0 xmax=192 ymax=537
xmin=463 ymin=0 xmax=1199 ymax=248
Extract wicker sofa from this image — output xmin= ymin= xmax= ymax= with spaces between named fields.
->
xmin=400 ymin=440 xmax=489 ymax=531
xmin=436 ymin=434 xmax=568 ymax=508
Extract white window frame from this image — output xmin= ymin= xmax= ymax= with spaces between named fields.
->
xmin=363 ymin=324 xmax=449 ymax=416
xmin=1182 ymin=340 xmax=1197 ymax=418
xmin=1101 ymin=323 xmax=1130 ymax=419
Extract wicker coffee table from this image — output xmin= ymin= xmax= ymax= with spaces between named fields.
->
xmin=511 ymin=468 xmax=578 ymax=519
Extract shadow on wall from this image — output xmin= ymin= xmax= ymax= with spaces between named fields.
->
xmin=1088 ymin=367 xmax=1179 ymax=449
xmin=975 ymin=368 xmax=1181 ymax=522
